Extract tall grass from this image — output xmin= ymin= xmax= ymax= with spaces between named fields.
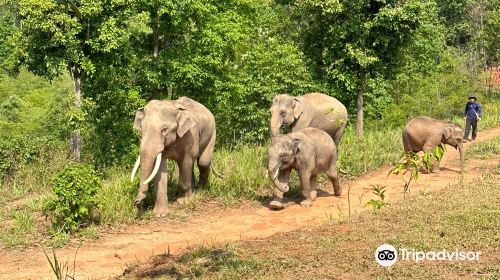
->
xmin=340 ymin=127 xmax=402 ymax=176
xmin=97 ymin=168 xmax=139 ymax=226
xmin=465 ymin=136 xmax=500 ymax=159
xmin=205 ymin=146 xmax=269 ymax=205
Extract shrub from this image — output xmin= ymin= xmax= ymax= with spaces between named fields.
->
xmin=45 ymin=163 xmax=101 ymax=232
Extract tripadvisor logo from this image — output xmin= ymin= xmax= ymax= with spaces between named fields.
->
xmin=375 ymin=244 xmax=481 ymax=267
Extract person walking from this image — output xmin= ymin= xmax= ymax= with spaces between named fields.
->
xmin=463 ymin=94 xmax=483 ymax=142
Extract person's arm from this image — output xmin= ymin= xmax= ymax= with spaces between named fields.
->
xmin=464 ymin=103 xmax=468 ymax=118
xmin=477 ymin=103 xmax=483 ymax=119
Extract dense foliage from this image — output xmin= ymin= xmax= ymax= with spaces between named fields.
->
xmin=1 ymin=0 xmax=498 ymax=166
xmin=44 ymin=163 xmax=101 ymax=232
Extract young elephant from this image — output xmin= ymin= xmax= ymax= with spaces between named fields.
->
xmin=403 ymin=116 xmax=464 ymax=172
xmin=267 ymin=127 xmax=341 ymax=210
xmin=130 ymin=97 xmax=216 ymax=217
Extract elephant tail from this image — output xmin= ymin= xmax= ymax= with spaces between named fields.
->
xmin=211 ymin=165 xmax=224 ymax=178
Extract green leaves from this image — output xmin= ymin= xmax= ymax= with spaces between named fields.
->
xmin=366 ymin=184 xmax=388 ymax=210
xmin=45 ymin=163 xmax=101 ymax=232
xmin=434 ymin=143 xmax=446 ymax=163
xmin=388 ymin=146 xmax=447 ymax=196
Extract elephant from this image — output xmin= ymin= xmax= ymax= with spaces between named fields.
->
xmin=267 ymin=127 xmax=341 ymax=210
xmin=402 ymin=116 xmax=464 ymax=173
xmin=130 ymin=97 xmax=216 ymax=217
xmin=270 ymin=92 xmax=348 ymax=152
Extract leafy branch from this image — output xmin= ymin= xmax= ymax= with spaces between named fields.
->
xmin=388 ymin=144 xmax=446 ymax=198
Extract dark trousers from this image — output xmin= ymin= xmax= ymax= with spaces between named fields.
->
xmin=464 ymin=118 xmax=478 ymax=140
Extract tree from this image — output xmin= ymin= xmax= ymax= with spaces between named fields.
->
xmin=11 ymin=0 xmax=138 ymax=161
xmin=292 ymin=0 xmax=434 ymax=136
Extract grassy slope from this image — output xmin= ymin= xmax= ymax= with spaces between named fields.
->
xmin=119 ymin=143 xmax=500 ymax=280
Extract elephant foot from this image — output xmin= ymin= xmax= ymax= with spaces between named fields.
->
xmin=134 ymin=192 xmax=147 ymax=206
xmin=333 ymin=190 xmax=342 ymax=196
xmin=269 ymin=200 xmax=284 ymax=210
xmin=311 ymin=190 xmax=317 ymax=201
xmin=153 ymin=206 xmax=169 ymax=218
xmin=177 ymin=196 xmax=192 ymax=204
xmin=300 ymin=199 xmax=312 ymax=207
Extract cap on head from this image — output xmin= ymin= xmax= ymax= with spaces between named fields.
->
xmin=468 ymin=94 xmax=477 ymax=100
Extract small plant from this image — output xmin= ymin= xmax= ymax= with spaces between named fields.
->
xmin=42 ymin=243 xmax=80 ymax=280
xmin=366 ymin=184 xmax=387 ymax=209
xmin=388 ymin=146 xmax=443 ymax=198
xmin=45 ymin=163 xmax=101 ymax=232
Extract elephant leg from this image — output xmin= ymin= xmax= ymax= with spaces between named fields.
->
xmin=402 ymin=131 xmax=412 ymax=152
xmin=197 ymin=162 xmax=210 ymax=188
xmin=299 ymin=170 xmax=313 ymax=207
xmin=197 ymin=133 xmax=215 ymax=187
xmin=423 ymin=143 xmax=440 ymax=173
xmin=177 ymin=157 xmax=194 ymax=199
xmin=333 ymin=122 xmax=346 ymax=156
xmin=310 ymin=175 xmax=317 ymax=201
xmin=327 ymin=162 xmax=341 ymax=196
xmin=269 ymin=168 xmax=291 ymax=210
xmin=152 ymin=158 xmax=169 ymax=217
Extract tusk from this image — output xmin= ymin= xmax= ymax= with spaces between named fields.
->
xmin=143 ymin=153 xmax=162 ymax=185
xmin=130 ymin=156 xmax=141 ymax=182
xmin=273 ymin=168 xmax=280 ymax=180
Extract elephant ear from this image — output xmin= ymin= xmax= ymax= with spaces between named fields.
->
xmin=293 ymin=97 xmax=303 ymax=119
xmin=291 ymin=138 xmax=302 ymax=154
xmin=133 ymin=108 xmax=144 ymax=131
xmin=443 ymin=126 xmax=453 ymax=140
xmin=177 ymin=109 xmax=197 ymax=138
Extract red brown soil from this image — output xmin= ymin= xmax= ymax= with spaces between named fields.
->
xmin=1 ymin=127 xmax=499 ymax=280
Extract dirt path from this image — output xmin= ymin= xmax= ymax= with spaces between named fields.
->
xmin=1 ymin=127 xmax=500 ymax=280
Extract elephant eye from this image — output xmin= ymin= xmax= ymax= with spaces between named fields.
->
xmin=280 ymin=111 xmax=286 ymax=117
xmin=161 ymin=126 xmax=168 ymax=133
xmin=280 ymin=153 xmax=286 ymax=159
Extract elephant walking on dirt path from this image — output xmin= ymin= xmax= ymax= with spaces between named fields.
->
xmin=403 ymin=116 xmax=464 ymax=173
xmin=130 ymin=97 xmax=216 ymax=217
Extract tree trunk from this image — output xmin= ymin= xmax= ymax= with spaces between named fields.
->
xmin=356 ymin=72 xmax=365 ymax=137
xmin=70 ymin=65 xmax=82 ymax=162
xmin=151 ymin=6 xmax=159 ymax=99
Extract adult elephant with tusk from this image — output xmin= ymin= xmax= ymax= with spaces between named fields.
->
xmin=130 ymin=97 xmax=216 ymax=217
xmin=270 ymin=92 xmax=348 ymax=153
xmin=403 ymin=116 xmax=464 ymax=173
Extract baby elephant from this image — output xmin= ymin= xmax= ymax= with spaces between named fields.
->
xmin=267 ymin=127 xmax=341 ymax=210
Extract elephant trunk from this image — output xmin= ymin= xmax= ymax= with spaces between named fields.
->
xmin=458 ymin=142 xmax=464 ymax=172
xmin=270 ymin=109 xmax=282 ymax=137
xmin=134 ymin=150 xmax=161 ymax=205
xmin=268 ymin=165 xmax=289 ymax=193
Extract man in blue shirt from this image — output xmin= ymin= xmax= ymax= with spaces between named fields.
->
xmin=463 ymin=95 xmax=483 ymax=142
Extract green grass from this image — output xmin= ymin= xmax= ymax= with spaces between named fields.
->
xmin=340 ymin=127 xmax=402 ymax=176
xmin=203 ymin=145 xmax=270 ymax=205
xmin=120 ymin=159 xmax=500 ymax=279
xmin=97 ymin=168 xmax=138 ymax=226
xmin=0 ymin=210 xmax=36 ymax=247
xmin=465 ymin=136 xmax=500 ymax=160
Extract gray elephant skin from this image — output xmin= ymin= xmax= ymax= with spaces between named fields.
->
xmin=270 ymin=92 xmax=348 ymax=150
xmin=267 ymin=127 xmax=341 ymax=210
xmin=130 ymin=97 xmax=216 ymax=217
xmin=403 ymin=116 xmax=464 ymax=172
